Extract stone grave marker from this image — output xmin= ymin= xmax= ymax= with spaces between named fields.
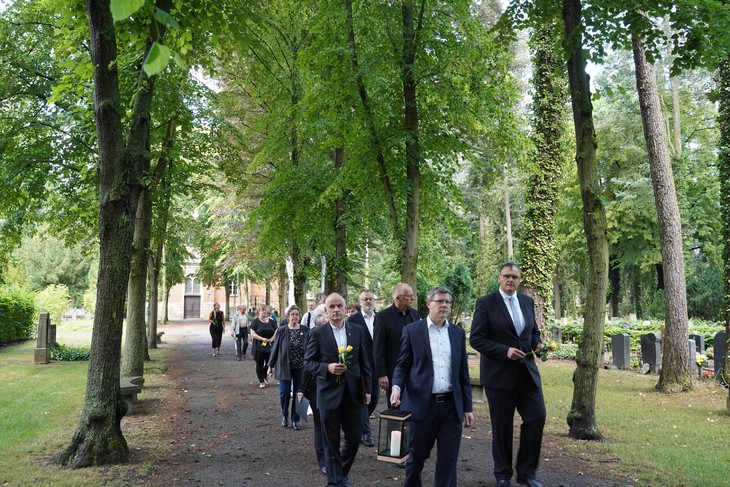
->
xmin=611 ymin=333 xmax=630 ymax=370
xmin=688 ymin=338 xmax=697 ymax=376
xmin=689 ymin=334 xmax=705 ymax=354
xmin=640 ymin=332 xmax=661 ymax=373
xmin=34 ymin=312 xmax=51 ymax=364
xmin=714 ymin=331 xmax=726 ymax=378
xmin=551 ymin=326 xmax=562 ymax=344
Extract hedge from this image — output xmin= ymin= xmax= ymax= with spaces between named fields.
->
xmin=0 ymin=288 xmax=36 ymax=345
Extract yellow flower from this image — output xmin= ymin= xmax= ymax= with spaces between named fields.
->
xmin=346 ymin=345 xmax=353 ymax=353
xmin=338 ymin=346 xmax=345 ymax=354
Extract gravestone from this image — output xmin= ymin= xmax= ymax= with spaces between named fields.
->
xmin=689 ymin=334 xmax=705 ymax=354
xmin=49 ymin=321 xmax=57 ymax=348
xmin=551 ymin=326 xmax=563 ymax=344
xmin=688 ymin=339 xmax=697 ymax=376
xmin=34 ymin=312 xmax=51 ymax=364
xmin=611 ymin=333 xmax=630 ymax=370
xmin=640 ymin=332 xmax=661 ymax=374
xmin=714 ymin=331 xmax=726 ymax=378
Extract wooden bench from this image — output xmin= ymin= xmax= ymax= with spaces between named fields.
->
xmin=156 ymin=331 xmax=164 ymax=344
xmin=470 ymin=377 xmax=485 ymax=404
xmin=120 ymin=376 xmax=145 ymax=414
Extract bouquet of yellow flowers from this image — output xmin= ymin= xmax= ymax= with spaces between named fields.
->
xmin=336 ymin=345 xmax=353 ymax=383
xmin=526 ymin=342 xmax=558 ymax=362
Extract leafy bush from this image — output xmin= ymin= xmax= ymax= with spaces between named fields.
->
xmin=0 ymin=287 xmax=36 ymax=345
xmin=50 ymin=343 xmax=90 ymax=361
xmin=35 ymin=284 xmax=71 ymax=322
xmin=549 ymin=343 xmax=578 ymax=360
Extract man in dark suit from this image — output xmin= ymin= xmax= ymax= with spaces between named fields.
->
xmin=390 ymin=286 xmax=474 ymax=487
xmin=347 ymin=289 xmax=378 ymax=447
xmin=470 ymin=263 xmax=546 ymax=487
xmin=373 ymin=283 xmax=419 ymax=408
xmin=304 ymin=293 xmax=372 ymax=487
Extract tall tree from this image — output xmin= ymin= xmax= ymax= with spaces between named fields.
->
xmin=519 ymin=0 xmax=566 ymax=330
xmin=719 ymin=56 xmax=730 ymax=409
xmin=60 ymin=0 xmax=172 ymax=467
xmin=562 ymin=0 xmax=608 ymax=441
xmin=632 ymin=36 xmax=691 ymax=392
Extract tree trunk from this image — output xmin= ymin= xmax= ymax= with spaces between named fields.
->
xmin=631 ymin=266 xmax=643 ymax=319
xmin=147 ymin=252 xmax=158 ymax=350
xmin=563 ymin=0 xmax=608 ymax=441
xmin=60 ymin=0 xmax=171 ymax=467
xmin=656 ymin=263 xmax=664 ymax=290
xmin=291 ymin=242 xmax=307 ymax=309
xmin=399 ymin=0 xmax=422 ymax=293
xmin=503 ymin=169 xmax=514 ymax=259
xmin=608 ymin=255 xmax=620 ymax=318
xmin=553 ymin=274 xmax=561 ymax=320
xmin=520 ymin=5 xmax=564 ymax=330
xmin=717 ymin=57 xmax=730 ymax=408
xmin=332 ymin=147 xmax=348 ymax=298
xmin=122 ymin=186 xmax=152 ymax=378
xmin=632 ymin=36 xmax=691 ymax=393
xmin=162 ymin=244 xmax=169 ymax=324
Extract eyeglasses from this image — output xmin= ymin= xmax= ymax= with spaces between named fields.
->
xmin=431 ymin=299 xmax=452 ymax=305
xmin=500 ymin=274 xmax=520 ymax=280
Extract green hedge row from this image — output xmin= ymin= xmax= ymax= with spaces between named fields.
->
xmin=50 ymin=343 xmax=90 ymax=361
xmin=0 ymin=288 xmax=36 ymax=345
xmin=556 ymin=319 xmax=725 ymax=351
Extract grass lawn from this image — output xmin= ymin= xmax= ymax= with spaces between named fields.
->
xmin=0 ymin=327 xmax=170 ymax=487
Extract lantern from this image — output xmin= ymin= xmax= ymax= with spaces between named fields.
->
xmin=376 ymin=408 xmax=411 ymax=463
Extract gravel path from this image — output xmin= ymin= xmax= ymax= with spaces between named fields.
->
xmin=148 ymin=320 xmax=628 ymax=487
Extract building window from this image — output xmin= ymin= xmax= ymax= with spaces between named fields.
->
xmin=185 ymin=275 xmax=201 ymax=294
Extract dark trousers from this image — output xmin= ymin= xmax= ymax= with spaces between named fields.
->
xmin=320 ymin=387 xmax=361 ymax=487
xmin=209 ymin=323 xmax=223 ymax=348
xmin=485 ymin=366 xmax=546 ymax=482
xmin=279 ymin=367 xmax=304 ymax=421
xmin=361 ymin=371 xmax=380 ymax=436
xmin=235 ymin=328 xmax=249 ymax=357
xmin=404 ymin=395 xmax=462 ymax=487
xmin=254 ymin=351 xmax=270 ymax=383
xmin=312 ymin=406 xmax=325 ymax=469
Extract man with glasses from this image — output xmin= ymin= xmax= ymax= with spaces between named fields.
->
xmin=373 ymin=283 xmax=419 ymax=409
xmin=470 ymin=263 xmax=546 ymax=487
xmin=390 ymin=286 xmax=474 ymax=487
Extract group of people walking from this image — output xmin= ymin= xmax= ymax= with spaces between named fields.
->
xmin=206 ymin=263 xmax=547 ymax=487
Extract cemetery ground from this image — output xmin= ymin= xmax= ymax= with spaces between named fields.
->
xmin=1 ymin=321 xmax=729 ymax=486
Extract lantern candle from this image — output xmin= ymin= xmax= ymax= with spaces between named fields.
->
xmin=390 ymin=430 xmax=401 ymax=457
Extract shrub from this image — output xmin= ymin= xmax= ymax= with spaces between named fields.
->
xmin=50 ymin=343 xmax=90 ymax=361
xmin=35 ymin=284 xmax=71 ymax=322
xmin=0 ymin=287 xmax=36 ymax=345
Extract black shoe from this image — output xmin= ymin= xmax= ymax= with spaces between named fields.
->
xmin=516 ymin=478 xmax=543 ymax=487
xmin=292 ymin=421 xmax=301 ymax=430
xmin=497 ymin=480 xmax=513 ymax=487
xmin=395 ymin=460 xmax=406 ymax=469
xmin=280 ymin=416 xmax=288 ymax=427
xmin=361 ymin=434 xmax=374 ymax=447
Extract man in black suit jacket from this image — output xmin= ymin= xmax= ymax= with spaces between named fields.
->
xmin=304 ymin=293 xmax=372 ymax=487
xmin=373 ymin=283 xmax=419 ymax=408
xmin=391 ymin=286 xmax=474 ymax=487
xmin=347 ymin=289 xmax=378 ymax=447
xmin=470 ymin=263 xmax=546 ymax=487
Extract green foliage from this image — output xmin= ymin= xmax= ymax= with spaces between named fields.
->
xmin=110 ymin=0 xmax=144 ymax=22
xmin=50 ymin=343 xmax=91 ymax=361
xmin=442 ymin=263 xmax=475 ymax=323
xmin=35 ymin=285 xmax=71 ymax=323
xmin=0 ymin=287 xmax=36 ymax=345
xmin=415 ymin=275 xmax=430 ymax=318
xmin=685 ymin=260 xmax=723 ymax=321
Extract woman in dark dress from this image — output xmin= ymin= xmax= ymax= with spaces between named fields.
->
xmin=250 ymin=304 xmax=277 ymax=388
xmin=208 ymin=303 xmax=225 ymax=357
xmin=269 ymin=305 xmax=308 ymax=430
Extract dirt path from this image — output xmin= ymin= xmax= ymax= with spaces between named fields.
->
xmin=143 ymin=320 xmax=627 ymax=487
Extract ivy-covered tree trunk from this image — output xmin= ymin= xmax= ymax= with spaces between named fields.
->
xmin=632 ymin=36 xmax=691 ymax=393
xmin=333 ymin=147 xmax=348 ymax=298
xmin=60 ymin=0 xmax=170 ymax=467
xmin=608 ymin=256 xmax=620 ymax=318
xmin=519 ymin=1 xmax=565 ymax=330
xmin=563 ymin=0 xmax=608 ymax=441
xmin=717 ymin=56 xmax=730 ymax=412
